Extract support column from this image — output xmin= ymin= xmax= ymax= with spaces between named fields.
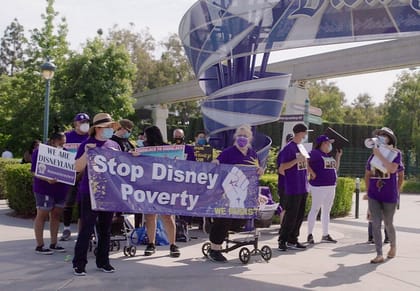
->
xmin=151 ymin=104 xmax=169 ymax=142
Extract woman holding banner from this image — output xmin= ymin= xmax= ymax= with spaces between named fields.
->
xmin=32 ymin=131 xmax=68 ymax=255
xmin=72 ymin=113 xmax=121 ymax=276
xmin=142 ymin=125 xmax=181 ymax=258
xmin=209 ymin=124 xmax=264 ymax=262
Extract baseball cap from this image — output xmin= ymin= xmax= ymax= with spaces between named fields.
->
xmin=316 ymin=135 xmax=335 ymax=145
xmin=292 ymin=123 xmax=310 ymax=134
xmin=74 ymin=113 xmax=90 ymax=122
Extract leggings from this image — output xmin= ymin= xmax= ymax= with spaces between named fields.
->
xmin=307 ymin=185 xmax=336 ymax=236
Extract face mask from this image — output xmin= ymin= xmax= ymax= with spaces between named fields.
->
xmin=327 ymin=143 xmax=333 ymax=152
xmin=236 ymin=136 xmax=249 ymax=148
xmin=101 ymin=128 xmax=114 ymax=139
xmin=174 ymin=137 xmax=184 ymax=144
xmin=136 ymin=140 xmax=144 ymax=147
xmin=122 ymin=132 xmax=131 ymax=139
xmin=79 ymin=123 xmax=90 ymax=133
xmin=197 ymin=137 xmax=206 ymax=145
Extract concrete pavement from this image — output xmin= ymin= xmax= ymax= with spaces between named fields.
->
xmin=0 ymin=193 xmax=419 ymax=291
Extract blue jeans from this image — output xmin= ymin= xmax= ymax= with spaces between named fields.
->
xmin=72 ymin=193 xmax=113 ymax=268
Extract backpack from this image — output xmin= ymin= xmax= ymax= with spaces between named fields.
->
xmin=175 ymin=216 xmax=190 ymax=242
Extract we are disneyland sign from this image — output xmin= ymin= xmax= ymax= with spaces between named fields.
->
xmin=87 ymin=147 xmax=260 ymax=218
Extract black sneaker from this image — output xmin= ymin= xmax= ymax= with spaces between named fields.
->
xmin=60 ymin=229 xmax=71 ymax=241
xmin=321 ymin=234 xmax=337 ymax=243
xmin=170 ymin=244 xmax=180 ymax=258
xmin=307 ymin=234 xmax=314 ymax=244
xmin=208 ymin=250 xmax=227 ymax=262
xmin=278 ymin=241 xmax=287 ymax=251
xmin=383 ymin=238 xmax=390 ymax=244
xmin=97 ymin=264 xmax=115 ymax=273
xmin=287 ymin=242 xmax=307 ymax=250
xmin=35 ymin=246 xmax=53 ymax=255
xmin=144 ymin=243 xmax=156 ymax=256
xmin=73 ymin=266 xmax=86 ymax=276
xmin=50 ymin=244 xmax=66 ymax=253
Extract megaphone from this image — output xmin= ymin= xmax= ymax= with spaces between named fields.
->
xmin=364 ymin=137 xmax=379 ymax=149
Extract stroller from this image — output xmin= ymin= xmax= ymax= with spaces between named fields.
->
xmin=201 ymin=187 xmax=278 ymax=264
xmin=89 ymin=213 xmax=137 ymax=257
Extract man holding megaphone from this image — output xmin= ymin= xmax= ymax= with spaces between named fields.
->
xmin=364 ymin=127 xmax=402 ymax=264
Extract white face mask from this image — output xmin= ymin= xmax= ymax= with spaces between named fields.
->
xmin=327 ymin=143 xmax=333 ymax=152
xmin=79 ymin=123 xmax=90 ymax=133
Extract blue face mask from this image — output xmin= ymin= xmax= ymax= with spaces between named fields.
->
xmin=122 ymin=132 xmax=131 ymax=139
xmin=101 ymin=128 xmax=114 ymax=139
xmin=136 ymin=140 xmax=144 ymax=147
xmin=197 ymin=137 xmax=206 ymax=145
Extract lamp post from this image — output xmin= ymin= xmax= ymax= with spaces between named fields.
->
xmin=41 ymin=59 xmax=56 ymax=143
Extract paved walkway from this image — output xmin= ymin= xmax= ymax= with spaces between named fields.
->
xmin=0 ymin=194 xmax=419 ymax=291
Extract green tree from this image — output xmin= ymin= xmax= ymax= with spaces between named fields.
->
xmin=343 ymin=93 xmax=383 ymax=125
xmin=307 ymin=80 xmax=346 ymax=123
xmin=54 ymin=38 xmax=136 ymax=125
xmin=383 ymin=71 xmax=420 ymax=152
xmin=0 ymin=18 xmax=27 ymax=76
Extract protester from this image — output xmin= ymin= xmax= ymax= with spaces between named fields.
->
xmin=307 ymin=135 xmax=343 ymax=244
xmin=60 ymin=113 xmax=90 ymax=241
xmin=31 ymin=131 xmax=68 ymax=255
xmin=72 ymin=113 xmax=120 ymax=276
xmin=136 ymin=131 xmax=145 ymax=147
xmin=194 ymin=131 xmax=207 ymax=146
xmin=111 ymin=119 xmax=136 ymax=152
xmin=277 ymin=123 xmax=311 ymax=251
xmin=22 ymin=139 xmax=41 ymax=163
xmin=141 ymin=125 xmax=180 ymax=258
xmin=209 ymin=124 xmax=264 ymax=262
xmin=364 ymin=127 xmax=401 ymax=264
xmin=173 ymin=128 xmax=195 ymax=161
xmin=276 ymin=133 xmax=294 ymax=226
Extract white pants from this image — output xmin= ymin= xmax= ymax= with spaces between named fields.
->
xmin=307 ymin=185 xmax=336 ymax=236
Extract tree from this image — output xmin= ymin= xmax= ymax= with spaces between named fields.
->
xmin=307 ymin=80 xmax=346 ymax=123
xmin=383 ymin=71 xmax=420 ymax=152
xmin=343 ymin=93 xmax=383 ymax=125
xmin=0 ymin=18 xmax=27 ymax=76
xmin=53 ymin=38 xmax=136 ymax=125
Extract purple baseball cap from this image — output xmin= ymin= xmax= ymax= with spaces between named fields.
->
xmin=74 ymin=113 xmax=90 ymax=122
xmin=316 ymin=135 xmax=335 ymax=145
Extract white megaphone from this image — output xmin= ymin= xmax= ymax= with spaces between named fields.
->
xmin=364 ymin=137 xmax=379 ymax=149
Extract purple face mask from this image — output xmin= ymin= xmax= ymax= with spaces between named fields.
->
xmin=236 ymin=136 xmax=249 ymax=148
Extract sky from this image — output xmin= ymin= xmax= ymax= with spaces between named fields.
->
xmin=0 ymin=0 xmax=411 ymax=105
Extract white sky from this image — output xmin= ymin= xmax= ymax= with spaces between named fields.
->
xmin=0 ymin=0 xmax=410 ymax=105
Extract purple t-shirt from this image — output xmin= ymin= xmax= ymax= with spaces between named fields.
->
xmin=185 ymin=144 xmax=196 ymax=161
xmin=31 ymin=148 xmax=69 ymax=199
xmin=276 ymin=147 xmax=287 ymax=190
xmin=366 ymin=151 xmax=401 ymax=203
xmin=76 ymin=137 xmax=121 ymax=195
xmin=279 ymin=142 xmax=308 ymax=195
xmin=64 ymin=130 xmax=89 ymax=153
xmin=217 ymin=146 xmax=259 ymax=167
xmin=309 ymin=149 xmax=337 ymax=186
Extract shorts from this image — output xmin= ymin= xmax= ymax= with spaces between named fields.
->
xmin=34 ymin=193 xmax=65 ymax=211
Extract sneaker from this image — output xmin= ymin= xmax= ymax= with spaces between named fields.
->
xmin=321 ymin=234 xmax=337 ymax=243
xmin=144 ymin=243 xmax=156 ymax=256
xmin=287 ymin=242 xmax=307 ymax=250
xmin=169 ymin=244 xmax=180 ymax=258
xmin=97 ymin=264 xmax=115 ymax=273
xmin=35 ymin=246 xmax=53 ymax=255
xmin=370 ymin=255 xmax=385 ymax=264
xmin=73 ymin=266 xmax=86 ymax=276
xmin=60 ymin=229 xmax=71 ymax=241
xmin=50 ymin=244 xmax=66 ymax=253
xmin=278 ymin=241 xmax=287 ymax=251
xmin=383 ymin=238 xmax=390 ymax=244
xmin=307 ymin=234 xmax=314 ymax=244
xmin=208 ymin=250 xmax=227 ymax=262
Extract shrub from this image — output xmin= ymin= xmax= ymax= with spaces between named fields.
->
xmin=0 ymin=158 xmax=21 ymax=199
xmin=3 ymin=163 xmax=35 ymax=216
xmin=402 ymin=179 xmax=420 ymax=193
xmin=259 ymin=175 xmax=355 ymax=222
